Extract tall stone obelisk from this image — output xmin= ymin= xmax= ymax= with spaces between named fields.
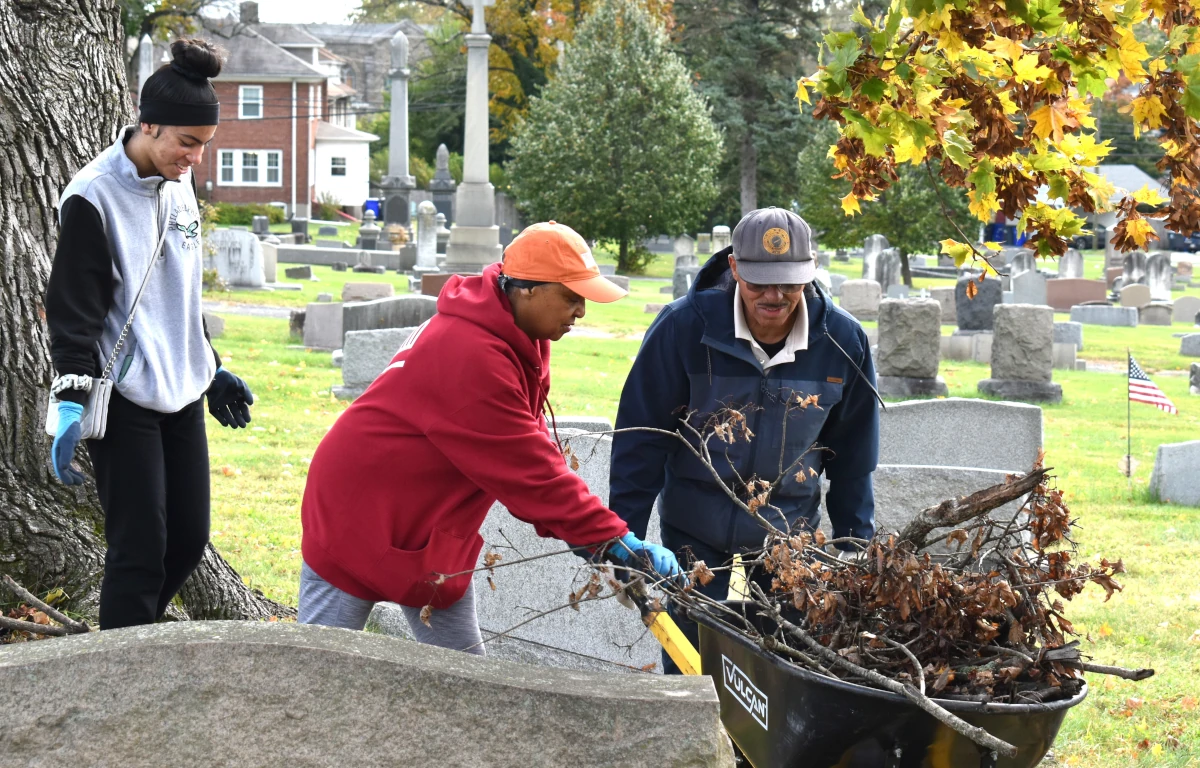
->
xmin=380 ymin=29 xmax=416 ymax=227
xmin=138 ymin=34 xmax=154 ymax=103
xmin=443 ymin=0 xmax=503 ymax=272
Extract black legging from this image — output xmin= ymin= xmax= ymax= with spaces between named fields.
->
xmin=87 ymin=390 xmax=210 ymax=629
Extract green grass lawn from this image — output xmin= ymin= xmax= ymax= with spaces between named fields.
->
xmin=202 ymin=266 xmax=1200 ymax=766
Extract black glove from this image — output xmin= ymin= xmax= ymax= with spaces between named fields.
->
xmin=206 ymin=368 xmax=254 ymax=428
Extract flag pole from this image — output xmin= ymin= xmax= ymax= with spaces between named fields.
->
xmin=1126 ymin=348 xmax=1132 ymax=483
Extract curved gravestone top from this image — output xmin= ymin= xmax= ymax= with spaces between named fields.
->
xmin=0 ymin=621 xmax=733 ymax=768
xmin=1122 ymin=250 xmax=1148 ymax=283
xmin=878 ymin=397 xmax=1043 ymax=472
xmin=390 ymin=28 xmax=409 ymax=69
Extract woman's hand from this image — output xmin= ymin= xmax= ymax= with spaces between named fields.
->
xmin=206 ymin=368 xmax=254 ymax=428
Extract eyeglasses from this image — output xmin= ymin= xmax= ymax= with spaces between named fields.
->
xmin=743 ymin=281 xmax=804 ymax=294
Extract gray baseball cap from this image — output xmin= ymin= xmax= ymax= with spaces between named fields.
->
xmin=731 ymin=207 xmax=815 ymax=285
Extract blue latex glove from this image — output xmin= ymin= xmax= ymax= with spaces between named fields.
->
xmin=609 ymin=531 xmax=683 ymax=581
xmin=206 ymin=368 xmax=254 ymax=429
xmin=52 ymin=401 xmax=87 ymax=486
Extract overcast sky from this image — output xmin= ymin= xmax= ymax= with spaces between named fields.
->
xmin=212 ymin=0 xmax=361 ymax=24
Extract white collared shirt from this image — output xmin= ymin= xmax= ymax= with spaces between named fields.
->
xmin=733 ymin=285 xmax=809 ymax=369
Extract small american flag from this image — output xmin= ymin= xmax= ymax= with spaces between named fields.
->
xmin=1129 ymin=355 xmax=1178 ymax=415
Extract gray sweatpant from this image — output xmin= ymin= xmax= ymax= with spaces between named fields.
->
xmin=297 ymin=561 xmax=485 ymax=656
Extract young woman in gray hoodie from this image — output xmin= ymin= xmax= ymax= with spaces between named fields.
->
xmin=45 ymin=39 xmax=254 ymax=629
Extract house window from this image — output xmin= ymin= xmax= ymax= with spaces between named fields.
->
xmin=217 ymin=150 xmax=283 ymax=187
xmin=242 ymin=152 xmax=258 ymax=183
xmin=331 ymin=157 xmax=347 ymax=176
xmin=239 ymin=85 xmax=263 ymax=119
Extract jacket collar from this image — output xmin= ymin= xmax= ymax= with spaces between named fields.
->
xmin=103 ymin=126 xmax=179 ymax=198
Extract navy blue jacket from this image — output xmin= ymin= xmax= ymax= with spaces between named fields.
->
xmin=610 ymin=249 xmax=879 ymax=554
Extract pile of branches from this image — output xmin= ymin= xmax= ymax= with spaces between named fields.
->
xmin=635 ymin=401 xmax=1154 ymax=757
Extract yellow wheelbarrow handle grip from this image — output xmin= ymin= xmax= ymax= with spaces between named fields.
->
xmin=644 ymin=608 xmax=702 ymax=675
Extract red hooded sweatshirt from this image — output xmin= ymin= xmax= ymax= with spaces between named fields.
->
xmin=301 ymin=263 xmax=629 ymax=609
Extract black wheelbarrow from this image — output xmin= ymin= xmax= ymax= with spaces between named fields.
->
xmin=691 ymin=603 xmax=1087 ymax=768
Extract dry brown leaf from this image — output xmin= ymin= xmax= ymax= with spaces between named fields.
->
xmin=419 ymin=605 xmax=433 ymax=628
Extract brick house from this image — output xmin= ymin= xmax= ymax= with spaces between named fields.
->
xmin=177 ymin=5 xmax=377 ymax=218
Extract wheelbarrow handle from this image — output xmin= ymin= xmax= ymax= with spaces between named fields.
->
xmin=604 ymin=552 xmax=701 ymax=675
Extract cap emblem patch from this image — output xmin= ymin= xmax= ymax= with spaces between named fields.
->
xmin=762 ymin=227 xmax=790 ymax=255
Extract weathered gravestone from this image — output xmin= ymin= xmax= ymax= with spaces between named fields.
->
xmin=1192 ymin=362 xmax=1200 ymax=394
xmin=878 ymin=397 xmax=1043 ymax=472
xmin=1178 ymin=261 xmax=1194 ymax=281
xmin=289 ymin=309 xmax=305 ymax=340
xmin=0 ymin=622 xmax=733 ymax=768
xmin=930 ymin=286 xmax=956 ymax=324
xmin=1058 ymin=249 xmax=1083 ymax=278
xmin=838 ymin=279 xmax=882 ymax=321
xmin=1181 ymin=334 xmax=1200 ymax=356
xmin=1150 ymin=440 xmax=1200 ymax=505
xmin=331 ymin=261 xmax=348 ymax=272
xmin=435 ymin=212 xmax=451 ymax=255
xmin=284 ymin=265 xmax=312 ymax=280
xmin=316 ymin=238 xmax=347 ymax=249
xmin=421 ymin=272 xmax=456 ymax=297
xmin=1011 ymin=270 xmax=1048 ymax=306
xmin=605 ymin=275 xmax=630 ymax=291
xmin=259 ymin=238 xmax=278 ymax=283
xmin=673 ymin=265 xmax=701 ymax=300
xmin=877 ymin=248 xmax=903 ymax=292
xmin=1053 ymin=321 xmax=1083 ymax=351
xmin=547 ymin=416 xmax=614 ymax=433
xmin=674 ymin=234 xmax=697 ymax=267
xmin=205 ymin=229 xmax=265 ymax=288
xmin=1173 ymin=295 xmax=1200 ymax=324
xmin=1009 ymin=249 xmax=1035 ymax=276
xmin=414 ymin=200 xmax=439 ymax=275
xmin=954 ymin=276 xmax=1003 ymax=331
xmin=1045 ymin=278 xmax=1106 ymax=311
xmin=318 ymin=225 xmax=338 ymax=236
xmin=830 ymin=273 xmax=846 ymax=297
xmin=251 ymin=214 xmax=270 ymax=235
xmin=876 ymin=299 xmax=947 ymax=396
xmin=885 ymin=284 xmax=910 ymax=299
xmin=291 ymin=217 xmax=309 ymax=243
xmin=1140 ymin=303 xmax=1172 ymax=326
xmin=711 ymin=225 xmax=731 ymax=252
xmin=1052 ymin=342 xmax=1077 ymax=370
xmin=978 ymin=304 xmax=1061 ymax=403
xmin=1122 ymin=250 xmax=1148 ymax=285
xmin=1147 ymin=252 xmax=1174 ymax=301
xmin=334 ymin=327 xmax=418 ymax=399
xmin=302 ymin=302 xmax=343 ymax=350
xmin=202 ymin=312 xmax=224 ymax=338
xmin=861 ymin=235 xmax=889 ymax=281
xmin=697 ymin=233 xmax=712 ymax=254
xmin=342 ymin=294 xmax=438 ymax=344
xmin=1070 ymin=304 xmax=1138 ymax=326
xmin=1119 ymin=283 xmax=1152 ymax=308
xmin=341 ymin=282 xmax=395 ymax=302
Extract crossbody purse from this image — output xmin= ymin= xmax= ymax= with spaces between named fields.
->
xmin=44 ymin=197 xmax=170 ymax=441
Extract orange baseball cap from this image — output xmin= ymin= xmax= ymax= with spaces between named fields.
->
xmin=501 ymin=221 xmax=627 ymax=303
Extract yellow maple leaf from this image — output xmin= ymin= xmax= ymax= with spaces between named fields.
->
xmin=969 ymin=191 xmax=1000 ymax=220
xmin=1125 ymin=217 xmax=1158 ymax=248
xmin=1012 ymin=53 xmax=1053 ymax=83
xmin=986 ymin=36 xmax=1024 ymax=61
xmin=1029 ymin=101 xmax=1078 ymax=143
xmin=1098 ymin=622 xmax=1113 ymax=637
xmin=794 ymin=78 xmax=811 ymax=105
xmin=841 ymin=193 xmax=862 ymax=216
xmin=893 ymin=135 xmax=928 ymax=164
xmin=1115 ymin=31 xmax=1150 ymax=81
xmin=1130 ymin=95 xmax=1168 ymax=136
xmin=1131 ymin=184 xmax=1167 ymax=205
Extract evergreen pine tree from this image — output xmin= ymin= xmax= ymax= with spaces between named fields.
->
xmin=508 ymin=0 xmax=722 ymax=273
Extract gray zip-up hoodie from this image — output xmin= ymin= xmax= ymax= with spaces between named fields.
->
xmin=47 ymin=127 xmax=216 ymax=413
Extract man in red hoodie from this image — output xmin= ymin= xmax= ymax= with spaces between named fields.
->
xmin=299 ymin=221 xmax=681 ymax=654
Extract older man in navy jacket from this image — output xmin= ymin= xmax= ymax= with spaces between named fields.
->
xmin=609 ymin=207 xmax=880 ymax=672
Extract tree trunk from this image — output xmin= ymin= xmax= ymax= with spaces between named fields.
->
xmin=900 ymin=249 xmax=913 ymax=288
xmin=740 ymin=133 xmax=757 ymax=215
xmin=0 ymin=0 xmax=290 ymax=622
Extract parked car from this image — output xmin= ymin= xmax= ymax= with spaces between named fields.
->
xmin=1167 ymin=231 xmax=1200 ymax=252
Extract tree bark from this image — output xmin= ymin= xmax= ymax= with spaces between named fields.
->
xmin=740 ymin=133 xmax=757 ymax=215
xmin=0 ymin=0 xmax=290 ymax=622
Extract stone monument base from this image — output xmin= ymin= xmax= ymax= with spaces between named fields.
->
xmin=443 ymin=224 xmax=503 ymax=273
xmin=877 ymin=375 xmax=949 ymax=397
xmin=978 ymin=378 xmax=1063 ymax=404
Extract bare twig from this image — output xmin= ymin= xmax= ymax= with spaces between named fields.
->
xmin=869 ymin=632 xmax=926 ymax=696
xmin=1075 ymin=661 xmax=1155 ymax=681
xmin=0 ymin=615 xmax=69 ymax=637
xmin=1 ymin=575 xmax=90 ymax=633
xmin=897 ymin=466 xmax=1050 ymax=550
